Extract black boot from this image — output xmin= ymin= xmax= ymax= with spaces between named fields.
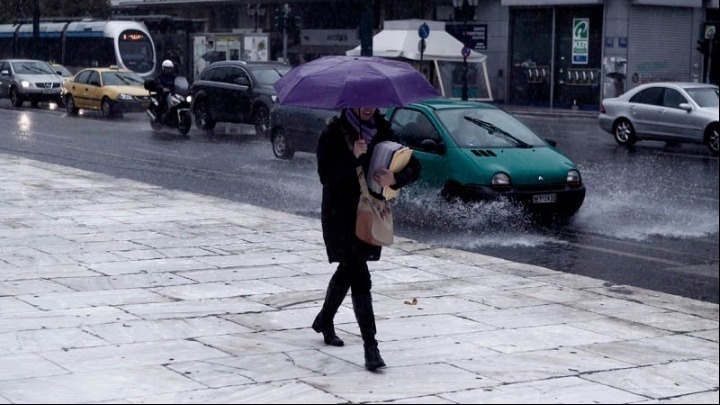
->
xmin=312 ymin=277 xmax=349 ymax=346
xmin=352 ymin=294 xmax=386 ymax=371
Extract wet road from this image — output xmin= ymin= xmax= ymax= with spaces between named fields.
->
xmin=0 ymin=104 xmax=717 ymax=303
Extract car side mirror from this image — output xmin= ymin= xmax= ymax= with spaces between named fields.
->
xmin=678 ymin=103 xmax=692 ymax=112
xmin=545 ymin=138 xmax=558 ymax=147
xmin=420 ymin=139 xmax=445 ymax=154
xmin=0 ymin=70 xmax=8 ymax=76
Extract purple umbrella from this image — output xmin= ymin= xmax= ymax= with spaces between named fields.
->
xmin=274 ymin=55 xmax=440 ymax=108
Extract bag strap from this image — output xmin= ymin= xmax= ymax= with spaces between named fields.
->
xmin=356 ymin=166 xmax=371 ymax=197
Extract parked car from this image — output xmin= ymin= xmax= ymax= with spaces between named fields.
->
xmin=190 ymin=61 xmax=291 ymax=135
xmin=0 ymin=58 xmax=64 ymax=107
xmin=268 ymin=104 xmax=338 ymax=159
xmin=599 ymin=82 xmax=719 ymax=155
xmin=62 ymin=66 xmax=151 ymax=118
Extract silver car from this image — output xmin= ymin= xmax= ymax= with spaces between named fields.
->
xmin=598 ymin=82 xmax=719 ymax=155
xmin=0 ymin=59 xmax=64 ymax=107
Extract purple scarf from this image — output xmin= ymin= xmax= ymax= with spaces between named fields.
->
xmin=344 ymin=109 xmax=377 ymax=143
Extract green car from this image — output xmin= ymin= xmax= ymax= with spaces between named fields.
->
xmin=386 ymin=99 xmax=586 ymax=216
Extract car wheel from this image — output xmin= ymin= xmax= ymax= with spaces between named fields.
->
xmin=612 ymin=118 xmax=637 ymax=146
xmin=194 ymin=100 xmax=216 ymax=130
xmin=253 ymin=105 xmax=270 ymax=136
xmin=271 ymin=128 xmax=295 ymax=159
xmin=101 ymin=97 xmax=113 ymax=118
xmin=10 ymin=87 xmax=23 ymax=107
xmin=440 ymin=182 xmax=465 ymax=202
xmin=65 ymin=95 xmax=79 ymax=115
xmin=706 ymin=124 xmax=720 ymax=156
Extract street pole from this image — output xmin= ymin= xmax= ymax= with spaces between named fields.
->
xmin=360 ymin=0 xmax=373 ymax=56
xmin=32 ymin=0 xmax=40 ymax=59
xmin=461 ymin=1 xmax=469 ymax=101
xmin=282 ymin=3 xmax=289 ymax=62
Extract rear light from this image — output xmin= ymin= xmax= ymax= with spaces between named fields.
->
xmin=599 ymin=103 xmax=606 ymax=114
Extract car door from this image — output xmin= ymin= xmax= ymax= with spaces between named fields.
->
xmin=656 ymin=87 xmax=695 ymax=141
xmin=85 ymin=70 xmax=103 ymax=110
xmin=225 ymin=66 xmax=252 ymax=124
xmin=67 ymin=70 xmax=92 ymax=109
xmin=389 ymin=108 xmax=446 ymax=188
xmin=627 ymin=86 xmax=664 ymax=137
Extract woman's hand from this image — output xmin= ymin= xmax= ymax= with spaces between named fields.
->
xmin=373 ymin=168 xmax=396 ymax=187
xmin=353 ymin=139 xmax=367 ymax=159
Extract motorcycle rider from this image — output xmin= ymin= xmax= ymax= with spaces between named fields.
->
xmin=154 ymin=59 xmax=177 ymax=122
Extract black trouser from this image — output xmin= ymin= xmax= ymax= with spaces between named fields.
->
xmin=332 ymin=259 xmax=371 ymax=296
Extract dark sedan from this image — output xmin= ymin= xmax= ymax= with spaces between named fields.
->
xmin=267 ymin=104 xmax=338 ymax=159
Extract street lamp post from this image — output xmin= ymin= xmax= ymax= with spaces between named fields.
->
xmin=247 ymin=4 xmax=266 ymax=33
xmin=452 ymin=0 xmax=478 ymax=101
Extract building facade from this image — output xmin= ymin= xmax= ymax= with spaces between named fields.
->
xmin=111 ymin=0 xmax=719 ymax=109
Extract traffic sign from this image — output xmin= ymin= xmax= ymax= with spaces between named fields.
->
xmin=418 ymin=22 xmax=430 ymax=39
xmin=461 ymin=46 xmax=471 ymax=58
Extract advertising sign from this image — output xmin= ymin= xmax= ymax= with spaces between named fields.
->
xmin=572 ymin=18 xmax=589 ymax=64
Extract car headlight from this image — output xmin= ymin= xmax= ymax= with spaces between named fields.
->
xmin=271 ymin=95 xmax=277 ymax=103
xmin=567 ymin=170 xmax=582 ymax=188
xmin=186 ymin=95 xmax=192 ymax=103
xmin=20 ymin=80 xmax=30 ymax=88
xmin=117 ymin=93 xmax=132 ymax=100
xmin=491 ymin=172 xmax=511 ymax=191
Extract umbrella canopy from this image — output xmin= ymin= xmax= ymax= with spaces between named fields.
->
xmin=273 ymin=55 xmax=440 ymax=109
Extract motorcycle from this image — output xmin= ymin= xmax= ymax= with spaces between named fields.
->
xmin=145 ymin=76 xmax=192 ymax=136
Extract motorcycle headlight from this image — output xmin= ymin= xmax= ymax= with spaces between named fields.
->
xmin=117 ymin=93 xmax=132 ymax=100
xmin=186 ymin=95 xmax=192 ymax=103
xmin=20 ymin=80 xmax=30 ymax=88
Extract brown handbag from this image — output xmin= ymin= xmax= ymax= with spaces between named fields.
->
xmin=355 ymin=166 xmax=394 ymax=246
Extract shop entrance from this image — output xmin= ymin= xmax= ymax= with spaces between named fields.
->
xmin=509 ymin=6 xmax=603 ymax=110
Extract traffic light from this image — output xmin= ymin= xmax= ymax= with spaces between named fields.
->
xmin=273 ymin=7 xmax=285 ymax=31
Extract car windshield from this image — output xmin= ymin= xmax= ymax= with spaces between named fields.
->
xmin=685 ymin=87 xmax=719 ymax=108
xmin=252 ymin=66 xmax=291 ymax=86
xmin=12 ymin=61 xmax=55 ymax=75
xmin=435 ymin=107 xmax=546 ymax=148
xmin=102 ymin=71 xmax=144 ymax=86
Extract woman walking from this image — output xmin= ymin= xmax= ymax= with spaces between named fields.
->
xmin=313 ymin=106 xmax=421 ymax=371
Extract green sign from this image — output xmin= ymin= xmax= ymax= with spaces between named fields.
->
xmin=572 ymin=18 xmax=589 ymax=64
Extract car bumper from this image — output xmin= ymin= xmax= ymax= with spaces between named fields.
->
xmin=459 ymin=184 xmax=586 ymax=214
xmin=21 ymin=88 xmax=62 ymax=101
xmin=598 ymin=114 xmax=614 ymax=134
xmin=112 ymin=99 xmax=151 ymax=113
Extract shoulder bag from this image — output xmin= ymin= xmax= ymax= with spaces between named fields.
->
xmin=355 ymin=165 xmax=394 ymax=246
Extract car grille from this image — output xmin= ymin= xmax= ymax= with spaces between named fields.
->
xmin=35 ymin=82 xmax=61 ymax=89
xmin=471 ymin=149 xmax=498 ymax=157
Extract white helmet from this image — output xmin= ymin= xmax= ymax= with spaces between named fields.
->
xmin=161 ymin=59 xmax=174 ymax=72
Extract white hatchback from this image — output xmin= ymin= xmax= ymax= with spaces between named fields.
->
xmin=598 ymin=82 xmax=719 ymax=155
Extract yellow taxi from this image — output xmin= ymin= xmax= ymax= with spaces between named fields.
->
xmin=62 ymin=66 xmax=151 ymax=117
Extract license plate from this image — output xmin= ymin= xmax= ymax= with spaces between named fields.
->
xmin=532 ymin=193 xmax=557 ymax=204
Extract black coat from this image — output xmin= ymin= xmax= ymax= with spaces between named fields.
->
xmin=316 ymin=110 xmax=421 ymax=263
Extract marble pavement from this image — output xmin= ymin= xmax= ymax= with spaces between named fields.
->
xmin=0 ymin=153 xmax=718 ymax=404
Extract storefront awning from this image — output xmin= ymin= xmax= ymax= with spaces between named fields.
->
xmin=287 ymin=44 xmax=355 ymax=55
